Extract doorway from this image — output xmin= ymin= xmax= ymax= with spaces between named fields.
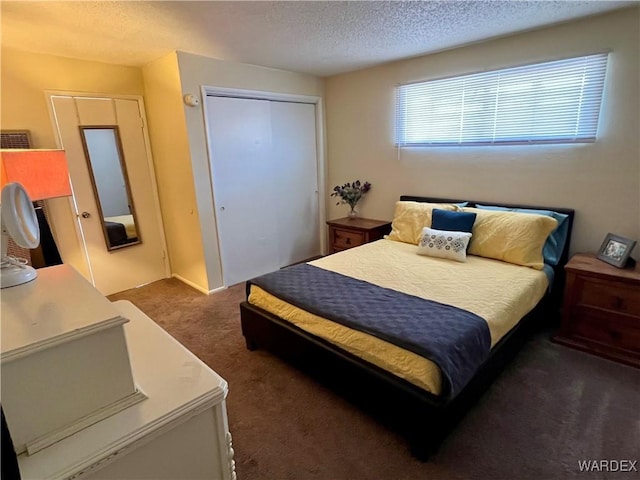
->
xmin=47 ymin=94 xmax=169 ymax=295
xmin=205 ymin=91 xmax=322 ymax=286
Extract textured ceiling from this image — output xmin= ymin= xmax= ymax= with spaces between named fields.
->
xmin=1 ymin=1 xmax=634 ymax=77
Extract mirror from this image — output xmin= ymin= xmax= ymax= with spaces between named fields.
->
xmin=79 ymin=126 xmax=141 ymax=250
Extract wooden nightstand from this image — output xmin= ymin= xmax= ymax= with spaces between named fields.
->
xmin=326 ymin=217 xmax=391 ymax=254
xmin=553 ymin=253 xmax=640 ymax=368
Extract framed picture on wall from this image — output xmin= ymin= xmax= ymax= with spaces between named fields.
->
xmin=597 ymin=233 xmax=636 ymax=268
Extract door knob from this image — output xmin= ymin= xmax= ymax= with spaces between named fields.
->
xmin=81 ymin=211 xmax=91 ymax=218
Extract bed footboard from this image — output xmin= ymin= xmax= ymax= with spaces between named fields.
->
xmin=241 ymin=301 xmax=445 ymax=459
xmin=240 ymin=299 xmax=546 ymax=460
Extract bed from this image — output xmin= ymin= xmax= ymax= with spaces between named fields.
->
xmin=104 ymin=214 xmax=138 ymax=247
xmin=240 ymin=195 xmax=574 ymax=459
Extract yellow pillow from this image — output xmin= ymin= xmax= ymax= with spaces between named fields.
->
xmin=387 ymin=201 xmax=460 ymax=245
xmin=462 ymin=207 xmax=558 ymax=269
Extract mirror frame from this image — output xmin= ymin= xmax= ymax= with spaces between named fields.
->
xmin=79 ymin=125 xmax=142 ymax=251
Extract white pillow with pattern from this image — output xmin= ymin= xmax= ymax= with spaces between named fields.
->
xmin=417 ymin=227 xmax=472 ymax=263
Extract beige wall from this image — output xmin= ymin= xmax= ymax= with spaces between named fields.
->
xmin=7 ymin=8 xmax=633 ymax=291
xmin=0 ymin=48 xmax=146 ymax=278
xmin=142 ymin=53 xmax=209 ymax=292
xmin=175 ymin=51 xmax=324 ymax=290
xmin=1 ymin=47 xmax=324 ymax=293
xmin=1 ymin=48 xmax=144 ymax=147
xmin=325 ymin=7 xmax=640 ymax=257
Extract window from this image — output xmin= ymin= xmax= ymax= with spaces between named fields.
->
xmin=395 ymin=53 xmax=609 ymax=147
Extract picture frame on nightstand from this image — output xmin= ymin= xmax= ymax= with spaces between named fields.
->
xmin=597 ymin=233 xmax=636 ymax=268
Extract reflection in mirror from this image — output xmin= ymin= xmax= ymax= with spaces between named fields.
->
xmin=79 ymin=126 xmax=141 ymax=250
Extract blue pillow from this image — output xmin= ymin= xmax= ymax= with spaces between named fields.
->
xmin=432 ymin=209 xmax=477 ymax=233
xmin=475 ymin=205 xmax=569 ymax=266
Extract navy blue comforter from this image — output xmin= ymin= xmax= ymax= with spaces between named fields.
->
xmin=248 ymin=263 xmax=491 ymax=399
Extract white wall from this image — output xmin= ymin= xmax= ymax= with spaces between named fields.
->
xmin=325 ymin=7 xmax=640 ymax=257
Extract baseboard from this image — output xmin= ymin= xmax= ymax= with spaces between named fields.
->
xmin=207 ymin=285 xmax=227 ymax=295
xmin=171 ymin=274 xmax=227 ymax=295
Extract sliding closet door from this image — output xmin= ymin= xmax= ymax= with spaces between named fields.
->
xmin=271 ymin=101 xmax=320 ymax=266
xmin=207 ymin=96 xmax=280 ymax=286
xmin=206 ymin=95 xmax=320 ymax=287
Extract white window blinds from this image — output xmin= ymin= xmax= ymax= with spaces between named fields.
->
xmin=395 ymin=53 xmax=609 ymax=147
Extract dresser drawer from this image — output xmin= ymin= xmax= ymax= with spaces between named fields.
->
xmin=577 ymin=278 xmax=640 ymax=316
xmin=571 ymin=306 xmax=640 ymax=353
xmin=331 ymin=228 xmax=365 ymax=249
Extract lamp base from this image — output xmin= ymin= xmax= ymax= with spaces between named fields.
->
xmin=1 ymin=257 xmax=38 ymax=289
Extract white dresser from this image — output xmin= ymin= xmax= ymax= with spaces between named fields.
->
xmin=1 ymin=265 xmax=236 ymax=480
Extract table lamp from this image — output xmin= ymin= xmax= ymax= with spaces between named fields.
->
xmin=0 ymin=150 xmax=71 ymax=288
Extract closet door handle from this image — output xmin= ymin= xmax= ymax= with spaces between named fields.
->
xmin=81 ymin=211 xmax=91 ymax=218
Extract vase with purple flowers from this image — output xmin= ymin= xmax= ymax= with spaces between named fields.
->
xmin=331 ymin=180 xmax=371 ymax=219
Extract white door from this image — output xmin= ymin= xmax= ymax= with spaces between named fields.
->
xmin=50 ymin=96 xmax=168 ymax=295
xmin=206 ymin=96 xmax=320 ymax=286
xmin=271 ymin=101 xmax=320 ymax=267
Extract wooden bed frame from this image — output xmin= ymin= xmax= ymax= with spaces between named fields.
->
xmin=240 ymin=196 xmax=575 ymax=460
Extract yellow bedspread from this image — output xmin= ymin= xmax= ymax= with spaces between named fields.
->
xmin=105 ymin=214 xmax=137 ymax=239
xmin=248 ymin=239 xmax=548 ymax=395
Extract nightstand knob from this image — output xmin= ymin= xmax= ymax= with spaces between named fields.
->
xmin=612 ymin=296 xmax=624 ymax=309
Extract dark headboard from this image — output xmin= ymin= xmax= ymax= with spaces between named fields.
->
xmin=400 ymin=195 xmax=575 ymax=310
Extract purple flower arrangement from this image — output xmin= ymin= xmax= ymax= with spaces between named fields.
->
xmin=331 ymin=180 xmax=372 ymax=216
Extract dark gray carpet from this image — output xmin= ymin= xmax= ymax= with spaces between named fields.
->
xmin=110 ymin=278 xmax=640 ymax=480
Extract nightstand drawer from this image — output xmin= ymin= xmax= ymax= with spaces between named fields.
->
xmin=555 ymin=253 xmax=640 ymax=368
xmin=326 ymin=217 xmax=391 ymax=254
xmin=577 ymin=278 xmax=640 ymax=316
xmin=571 ymin=306 xmax=640 ymax=353
xmin=332 ymin=229 xmax=365 ymax=249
